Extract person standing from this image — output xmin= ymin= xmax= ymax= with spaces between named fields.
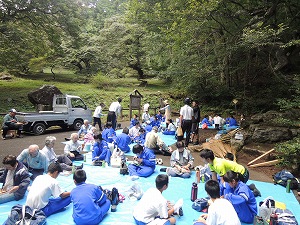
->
xmin=191 ymin=100 xmax=200 ymax=145
xmin=17 ymin=144 xmax=48 ymax=180
xmin=107 ymin=97 xmax=122 ymax=130
xmin=70 ymin=169 xmax=111 ymax=225
xmin=2 ymin=108 xmax=23 ymax=139
xmin=160 ymin=100 xmax=171 ymax=121
xmin=93 ymin=102 xmax=105 ymax=131
xmin=0 ymin=155 xmax=30 ymax=204
xmin=179 ymin=98 xmax=194 ymax=147
xmin=26 ymin=162 xmax=71 ymax=217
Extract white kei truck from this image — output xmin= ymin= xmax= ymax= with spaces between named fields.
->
xmin=17 ymin=94 xmax=92 ymax=135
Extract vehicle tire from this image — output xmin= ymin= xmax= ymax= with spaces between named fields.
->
xmin=72 ymin=119 xmax=83 ymax=130
xmin=33 ymin=123 xmax=46 ymax=135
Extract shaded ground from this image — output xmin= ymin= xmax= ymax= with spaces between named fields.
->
xmin=1 ymin=122 xmax=299 ymax=202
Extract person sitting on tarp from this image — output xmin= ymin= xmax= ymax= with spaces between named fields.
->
xmin=83 ymin=126 xmax=97 ymax=147
xmin=26 ymin=162 xmax=71 ymax=217
xmin=201 ymin=115 xmax=211 ymax=127
xmin=128 ymin=144 xmax=156 ymax=177
xmin=167 ymin=141 xmax=194 ymax=178
xmin=92 ymin=134 xmax=111 ymax=165
xmin=155 ymin=111 xmax=164 ymax=122
xmin=130 ymin=114 xmax=139 ymax=128
xmin=162 ymin=119 xmax=176 ymax=135
xmin=150 ymin=116 xmax=161 ymax=128
xmin=144 ymin=126 xmax=170 ymax=156
xmin=115 ymin=127 xmax=131 ymax=153
xmin=193 ymin=180 xmax=241 ymax=225
xmin=129 ymin=121 xmax=141 ymax=141
xmin=64 ymin=133 xmax=84 ymax=161
xmin=71 ymin=169 xmax=111 ymax=225
xmin=0 ymin=155 xmax=30 ymax=204
xmin=223 ymin=170 xmax=257 ymax=223
xmin=228 ymin=115 xmax=238 ymax=127
xmin=144 ymin=121 xmax=153 ymax=133
xmin=102 ymin=122 xmax=116 ymax=143
xmin=134 ymin=128 xmax=146 ymax=145
xmin=78 ymin=120 xmax=92 ymax=139
xmin=199 ymin=149 xmax=249 ymax=195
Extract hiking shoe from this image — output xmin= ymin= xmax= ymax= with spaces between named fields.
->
xmin=65 ymin=138 xmax=71 ymax=141
xmin=75 ymin=163 xmax=84 ymax=170
xmin=253 ymin=188 xmax=261 ymax=197
xmin=111 ymin=205 xmax=117 ymax=212
xmin=179 ymin=207 xmax=183 ymax=216
xmin=248 ymin=183 xmax=256 ymax=191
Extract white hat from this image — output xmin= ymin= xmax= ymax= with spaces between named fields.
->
xmin=9 ymin=108 xmax=17 ymax=113
xmin=163 ymin=100 xmax=169 ymax=104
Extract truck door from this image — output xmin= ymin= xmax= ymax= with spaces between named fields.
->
xmin=68 ymin=97 xmax=92 ymax=125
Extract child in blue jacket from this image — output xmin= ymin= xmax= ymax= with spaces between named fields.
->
xmin=128 ymin=144 xmax=156 ymax=177
xmin=92 ymin=134 xmax=111 ymax=165
xmin=223 ymin=170 xmax=257 ymax=223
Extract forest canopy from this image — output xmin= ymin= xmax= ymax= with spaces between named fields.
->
xmin=1 ymin=0 xmax=299 ymax=113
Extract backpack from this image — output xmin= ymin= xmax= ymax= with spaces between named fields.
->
xmin=275 ymin=208 xmax=298 ymax=225
xmin=120 ymin=161 xmax=129 ymax=175
xmin=273 ymin=170 xmax=299 ymax=190
xmin=4 ymin=204 xmax=46 ymax=225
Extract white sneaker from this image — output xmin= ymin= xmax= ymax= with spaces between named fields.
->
xmin=173 ymin=198 xmax=183 ymax=214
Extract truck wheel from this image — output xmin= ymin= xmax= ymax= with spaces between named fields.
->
xmin=33 ymin=123 xmax=46 ymax=135
xmin=72 ymin=119 xmax=83 ymax=130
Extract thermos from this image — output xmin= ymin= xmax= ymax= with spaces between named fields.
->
xmin=191 ymin=182 xmax=198 ymax=201
xmin=269 ymin=213 xmax=278 ymax=225
xmin=286 ymin=179 xmax=291 ymax=193
xmin=196 ymin=170 xmax=200 ymax=183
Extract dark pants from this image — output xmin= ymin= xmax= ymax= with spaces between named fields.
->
xmin=2 ymin=124 xmax=22 ymax=138
xmin=68 ymin=151 xmax=84 ymax=161
xmin=182 ymin=120 xmax=192 ymax=147
xmin=107 ymin=111 xmax=116 ymax=130
xmin=93 ymin=117 xmax=102 ymax=131
xmin=27 ymin=167 xmax=44 ymax=181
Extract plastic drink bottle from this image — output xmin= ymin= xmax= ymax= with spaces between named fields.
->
xmin=286 ymin=179 xmax=291 ymax=193
xmin=196 ymin=170 xmax=200 ymax=183
xmin=84 ymin=154 xmax=86 ymax=162
xmin=191 ymin=182 xmax=198 ymax=201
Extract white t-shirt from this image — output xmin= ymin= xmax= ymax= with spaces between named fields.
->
xmin=3 ymin=169 xmax=15 ymax=191
xmin=26 ymin=174 xmax=63 ymax=209
xmin=206 ymin=198 xmax=241 ymax=225
xmin=108 ymin=102 xmax=122 ymax=117
xmin=93 ymin=105 xmax=103 ymax=118
xmin=213 ymin=116 xmax=222 ymax=125
xmin=180 ymin=105 xmax=194 ymax=120
xmin=129 ymin=126 xmax=140 ymax=138
xmin=143 ymin=103 xmax=150 ymax=112
xmin=167 ymin=123 xmax=177 ymax=131
xmin=133 ymin=188 xmax=168 ymax=223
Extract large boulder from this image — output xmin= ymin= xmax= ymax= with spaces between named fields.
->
xmin=251 ymin=126 xmax=293 ymax=143
xmin=28 ymin=85 xmax=62 ymax=107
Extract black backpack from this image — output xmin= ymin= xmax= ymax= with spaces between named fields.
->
xmin=273 ymin=170 xmax=299 ymax=190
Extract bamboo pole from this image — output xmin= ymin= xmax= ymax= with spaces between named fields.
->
xmin=248 ymin=159 xmax=280 ymax=168
xmin=247 ymin=148 xmax=276 ymax=166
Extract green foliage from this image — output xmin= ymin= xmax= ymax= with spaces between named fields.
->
xmin=276 ymin=136 xmax=300 ymax=171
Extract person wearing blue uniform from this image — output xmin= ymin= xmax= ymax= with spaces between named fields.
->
xmin=92 ymin=134 xmax=112 ymax=165
xmin=130 ymin=114 xmax=139 ymax=128
xmin=128 ymin=144 xmax=156 ymax=177
xmin=229 ymin=115 xmax=238 ymax=127
xmin=134 ymin=128 xmax=146 ymax=145
xmin=201 ymin=115 xmax=211 ymax=126
xmin=115 ymin=127 xmax=131 ymax=153
xmin=223 ymin=170 xmax=257 ymax=223
xmin=150 ymin=116 xmax=161 ymax=128
xmin=71 ymin=169 xmax=111 ymax=225
xmin=102 ymin=122 xmax=116 ymax=143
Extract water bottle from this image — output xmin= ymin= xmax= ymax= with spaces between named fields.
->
xmin=196 ymin=170 xmax=200 ymax=183
xmin=191 ymin=182 xmax=198 ymax=201
xmin=84 ymin=154 xmax=86 ymax=162
xmin=286 ymin=179 xmax=291 ymax=193
xmin=201 ymin=174 xmax=205 ymax=183
xmin=72 ymin=165 xmax=75 ymax=174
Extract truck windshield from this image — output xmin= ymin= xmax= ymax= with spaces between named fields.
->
xmin=71 ymin=98 xmax=86 ymax=109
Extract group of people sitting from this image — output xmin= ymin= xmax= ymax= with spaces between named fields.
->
xmin=201 ymin=114 xmax=239 ymax=129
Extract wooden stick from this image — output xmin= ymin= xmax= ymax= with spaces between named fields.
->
xmin=248 ymin=159 xmax=279 ymax=168
xmin=247 ymin=148 xmax=276 ymax=166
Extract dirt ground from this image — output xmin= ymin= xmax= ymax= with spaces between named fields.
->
xmin=1 ymin=122 xmax=299 ymax=202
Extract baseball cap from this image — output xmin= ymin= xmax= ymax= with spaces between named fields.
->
xmin=9 ymin=108 xmax=17 ymax=113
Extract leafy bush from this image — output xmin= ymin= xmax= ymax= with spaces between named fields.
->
xmin=275 ymin=136 xmax=300 ymax=172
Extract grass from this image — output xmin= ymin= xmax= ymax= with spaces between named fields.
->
xmin=0 ymin=70 xmax=172 ymax=121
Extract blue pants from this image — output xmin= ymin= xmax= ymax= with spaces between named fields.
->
xmin=162 ymin=131 xmax=176 ymax=135
xmin=42 ymin=196 xmax=71 ymax=217
xmin=128 ymin=165 xmax=154 ymax=177
xmin=0 ymin=192 xmax=15 ymax=204
xmin=167 ymin=168 xmax=191 ymax=178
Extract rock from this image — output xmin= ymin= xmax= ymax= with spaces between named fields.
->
xmin=28 ymin=85 xmax=63 ymax=107
xmin=230 ymin=139 xmax=244 ymax=152
xmin=251 ymin=126 xmax=293 ymax=143
xmin=0 ymin=74 xmax=13 ymax=80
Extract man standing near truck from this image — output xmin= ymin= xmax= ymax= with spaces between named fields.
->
xmin=107 ymin=98 xmax=122 ymax=130
xmin=2 ymin=109 xmax=23 ymax=140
